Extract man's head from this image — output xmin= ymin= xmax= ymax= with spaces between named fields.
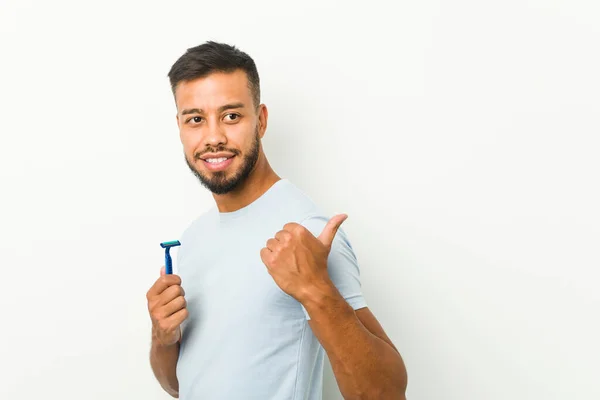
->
xmin=168 ymin=41 xmax=267 ymax=195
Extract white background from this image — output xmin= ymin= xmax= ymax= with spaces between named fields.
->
xmin=1 ymin=1 xmax=599 ymax=399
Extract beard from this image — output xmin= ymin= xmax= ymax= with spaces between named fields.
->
xmin=185 ymin=126 xmax=261 ymax=195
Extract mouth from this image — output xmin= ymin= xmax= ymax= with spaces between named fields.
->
xmin=200 ymin=155 xmax=235 ymax=171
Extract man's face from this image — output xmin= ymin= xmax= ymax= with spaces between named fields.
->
xmin=175 ymin=70 xmax=265 ymax=194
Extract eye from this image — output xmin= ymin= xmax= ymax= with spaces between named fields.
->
xmin=186 ymin=116 xmax=203 ymax=124
xmin=224 ymin=113 xmax=240 ymax=122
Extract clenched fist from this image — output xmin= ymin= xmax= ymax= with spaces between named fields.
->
xmin=146 ymin=266 xmax=188 ymax=347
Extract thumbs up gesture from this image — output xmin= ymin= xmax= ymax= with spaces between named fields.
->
xmin=260 ymin=214 xmax=348 ymax=303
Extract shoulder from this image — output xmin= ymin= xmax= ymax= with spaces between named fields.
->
xmin=265 ymin=179 xmax=326 ymax=224
xmin=276 ymin=180 xmax=352 ymax=244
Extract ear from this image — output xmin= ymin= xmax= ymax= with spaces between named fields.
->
xmin=258 ymin=104 xmax=268 ymax=139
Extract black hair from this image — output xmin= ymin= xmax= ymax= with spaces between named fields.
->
xmin=167 ymin=41 xmax=260 ymax=109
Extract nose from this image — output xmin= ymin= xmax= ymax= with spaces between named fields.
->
xmin=203 ymin=118 xmax=227 ymax=148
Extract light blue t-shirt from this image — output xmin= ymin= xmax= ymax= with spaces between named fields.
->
xmin=175 ymin=179 xmax=367 ymax=399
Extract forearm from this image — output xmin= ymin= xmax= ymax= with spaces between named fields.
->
xmin=303 ymin=285 xmax=407 ymax=400
xmin=150 ymin=335 xmax=180 ymax=398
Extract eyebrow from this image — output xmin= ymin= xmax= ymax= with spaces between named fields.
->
xmin=180 ymin=102 xmax=245 ymax=116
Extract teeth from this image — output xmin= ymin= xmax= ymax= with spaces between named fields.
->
xmin=206 ymin=157 xmax=228 ymax=164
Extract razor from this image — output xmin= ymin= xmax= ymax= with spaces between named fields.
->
xmin=160 ymin=240 xmax=181 ymax=274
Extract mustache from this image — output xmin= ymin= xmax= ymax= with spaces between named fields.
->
xmin=194 ymin=146 xmax=241 ymax=160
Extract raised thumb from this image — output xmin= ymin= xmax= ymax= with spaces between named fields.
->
xmin=318 ymin=214 xmax=348 ymax=250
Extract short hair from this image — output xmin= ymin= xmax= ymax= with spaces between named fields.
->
xmin=167 ymin=41 xmax=261 ymax=109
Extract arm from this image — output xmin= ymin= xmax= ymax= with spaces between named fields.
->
xmin=150 ymin=338 xmax=181 ymax=398
xmin=305 ymin=286 xmax=407 ymax=400
xmin=147 ymin=268 xmax=189 ymax=398
xmin=260 ymin=214 xmax=408 ymax=399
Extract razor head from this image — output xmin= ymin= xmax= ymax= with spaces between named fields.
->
xmin=160 ymin=240 xmax=181 ymax=248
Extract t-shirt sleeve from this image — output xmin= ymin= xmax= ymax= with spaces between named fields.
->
xmin=299 ymin=215 xmax=367 ymax=320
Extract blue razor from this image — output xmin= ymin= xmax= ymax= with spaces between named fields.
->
xmin=160 ymin=240 xmax=181 ymax=274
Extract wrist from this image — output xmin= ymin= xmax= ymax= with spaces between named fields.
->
xmin=152 ymin=326 xmax=181 ymax=348
xmin=299 ymin=279 xmax=343 ymax=311
xmin=152 ymin=337 xmax=180 ymax=350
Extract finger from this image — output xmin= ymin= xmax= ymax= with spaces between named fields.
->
xmin=266 ymin=238 xmax=279 ymax=251
xmin=158 ymin=307 xmax=189 ymax=333
xmin=274 ymin=230 xmax=292 ymax=242
xmin=160 ymin=265 xmax=165 ymax=276
xmin=160 ymin=284 xmax=185 ymax=304
xmin=283 ymin=222 xmax=302 ymax=233
xmin=148 ymin=274 xmax=182 ymax=298
xmin=260 ymin=247 xmax=272 ymax=265
xmin=160 ymin=295 xmax=187 ymax=319
xmin=318 ymin=214 xmax=348 ymax=249
xmin=165 ymin=307 xmax=189 ymax=327
xmin=149 ymin=275 xmax=181 ymax=297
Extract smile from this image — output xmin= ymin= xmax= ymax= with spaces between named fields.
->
xmin=202 ymin=156 xmax=235 ymax=171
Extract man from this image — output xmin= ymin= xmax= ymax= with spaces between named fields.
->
xmin=146 ymin=41 xmax=407 ymax=399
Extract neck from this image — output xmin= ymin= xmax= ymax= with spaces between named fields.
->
xmin=212 ymin=151 xmax=280 ymax=213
